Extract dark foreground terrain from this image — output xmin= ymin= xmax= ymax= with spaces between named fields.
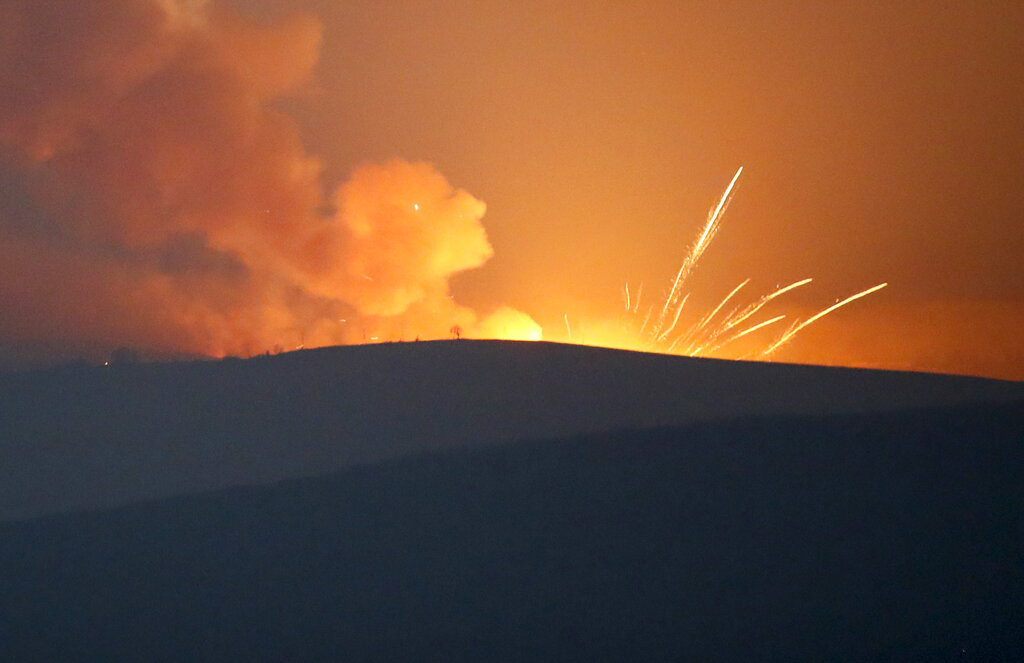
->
xmin=1 ymin=397 xmax=1021 ymax=661
xmin=2 ymin=341 xmax=1022 ymax=521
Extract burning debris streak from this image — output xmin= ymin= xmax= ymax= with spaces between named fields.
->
xmin=657 ymin=293 xmax=689 ymax=343
xmin=653 ymin=166 xmax=743 ymax=339
xmin=671 ymin=277 xmax=752 ymax=352
xmin=721 ymin=279 xmax=813 ymax=334
xmin=760 ymin=282 xmax=889 ymax=356
xmin=607 ymin=168 xmax=886 ymax=360
xmin=711 ymin=313 xmax=787 ymax=352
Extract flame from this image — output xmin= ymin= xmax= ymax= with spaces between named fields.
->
xmin=475 ymin=307 xmax=543 ymax=342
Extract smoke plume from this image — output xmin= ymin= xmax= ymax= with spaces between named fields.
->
xmin=0 ymin=0 xmax=539 ymax=357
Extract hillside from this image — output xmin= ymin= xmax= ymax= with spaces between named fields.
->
xmin=1 ymin=340 xmax=1021 ymax=521
xmin=1 ymin=399 xmax=1021 ymax=660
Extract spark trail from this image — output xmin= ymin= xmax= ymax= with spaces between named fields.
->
xmin=614 ymin=167 xmax=886 ymax=360
xmin=760 ymin=282 xmax=889 ymax=356
xmin=653 ymin=166 xmax=743 ymax=339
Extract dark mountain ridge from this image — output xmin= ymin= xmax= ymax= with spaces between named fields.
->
xmin=2 ymin=340 xmax=1021 ymax=521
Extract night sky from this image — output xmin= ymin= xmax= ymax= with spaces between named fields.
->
xmin=1 ymin=0 xmax=1021 ymax=379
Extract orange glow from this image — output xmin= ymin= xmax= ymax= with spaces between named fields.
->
xmin=1 ymin=1 xmax=1020 ymax=381
xmin=474 ymin=307 xmax=544 ymax=342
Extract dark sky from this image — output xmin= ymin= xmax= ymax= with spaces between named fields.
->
xmin=1 ymin=1 xmax=1021 ymax=378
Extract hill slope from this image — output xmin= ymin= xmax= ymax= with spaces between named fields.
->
xmin=1 ymin=340 xmax=1021 ymax=520
xmin=1 ymin=399 xmax=1021 ymax=661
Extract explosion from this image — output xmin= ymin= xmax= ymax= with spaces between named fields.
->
xmin=575 ymin=167 xmax=887 ymax=360
xmin=0 ymin=0 xmax=539 ymax=358
xmin=1 ymin=0 xmax=884 ymax=365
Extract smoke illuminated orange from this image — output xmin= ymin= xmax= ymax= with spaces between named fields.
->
xmin=0 ymin=0 xmax=539 ymax=358
xmin=0 ymin=0 xmax=882 ymax=362
xmin=2 ymin=0 xmax=1016 ymax=381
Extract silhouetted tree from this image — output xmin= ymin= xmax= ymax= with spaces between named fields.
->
xmin=450 ymin=325 xmax=462 ymax=340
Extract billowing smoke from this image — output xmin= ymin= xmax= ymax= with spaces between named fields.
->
xmin=0 ymin=0 xmax=539 ymax=358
